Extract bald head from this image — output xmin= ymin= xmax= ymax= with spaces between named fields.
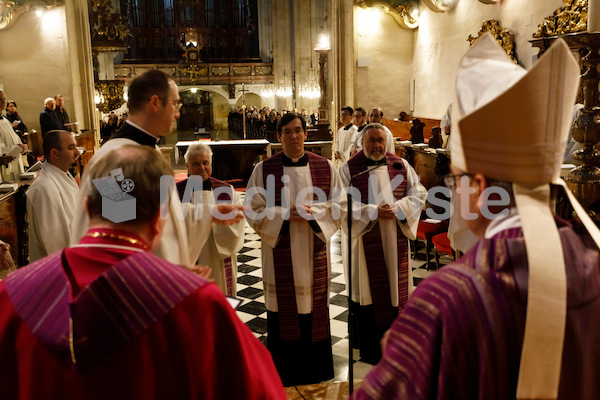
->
xmin=368 ymin=107 xmax=384 ymax=123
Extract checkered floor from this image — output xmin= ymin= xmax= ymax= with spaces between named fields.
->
xmin=233 ymin=210 xmax=454 ymax=383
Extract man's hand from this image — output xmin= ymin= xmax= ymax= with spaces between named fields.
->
xmin=189 ymin=264 xmax=213 ymax=280
xmin=289 ymin=205 xmax=311 ymax=222
xmin=213 ymin=204 xmax=244 ymax=225
xmin=18 ymin=143 xmax=28 ymax=154
xmin=334 ymin=151 xmax=341 ymax=160
xmin=378 ymin=204 xmax=398 ymax=220
xmin=0 ymin=243 xmax=15 ymax=271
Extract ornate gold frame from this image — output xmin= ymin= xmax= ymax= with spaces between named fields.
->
xmin=468 ymin=19 xmax=517 ymax=63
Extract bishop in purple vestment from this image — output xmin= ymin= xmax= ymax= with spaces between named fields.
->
xmin=352 ymin=34 xmax=600 ymax=400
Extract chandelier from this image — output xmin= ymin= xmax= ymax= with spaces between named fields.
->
xmin=260 ymin=84 xmax=275 ymax=98
xmin=276 ymin=74 xmax=293 ymax=98
xmin=299 ymin=68 xmax=321 ymax=99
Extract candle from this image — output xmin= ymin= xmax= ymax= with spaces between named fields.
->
xmin=589 ymin=0 xmax=600 ymax=32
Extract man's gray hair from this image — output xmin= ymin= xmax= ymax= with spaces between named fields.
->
xmin=184 ymin=143 xmax=213 ymax=164
xmin=44 ymin=97 xmax=55 ymax=107
xmin=362 ymin=123 xmax=386 ymax=141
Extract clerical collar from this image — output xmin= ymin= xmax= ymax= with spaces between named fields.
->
xmin=0 ymin=114 xmax=4 ymax=120
xmin=365 ymin=157 xmax=387 ymax=166
xmin=115 ymin=120 xmax=160 ymax=147
xmin=282 ymin=152 xmax=308 ymax=167
xmin=343 ymin=123 xmax=354 ymax=130
xmin=357 ymin=124 xmax=367 ymax=132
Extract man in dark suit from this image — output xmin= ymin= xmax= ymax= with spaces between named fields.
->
xmin=39 ymin=97 xmax=63 ymax=138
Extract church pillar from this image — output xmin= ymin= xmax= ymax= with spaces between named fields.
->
xmin=64 ymin=0 xmax=99 ymax=144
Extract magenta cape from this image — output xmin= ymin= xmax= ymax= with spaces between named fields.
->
xmin=352 ymin=220 xmax=600 ymax=399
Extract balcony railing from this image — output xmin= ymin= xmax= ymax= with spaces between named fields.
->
xmin=113 ymin=62 xmax=274 ymax=85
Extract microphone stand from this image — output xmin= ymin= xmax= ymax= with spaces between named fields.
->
xmin=347 ymin=161 xmax=390 ymax=394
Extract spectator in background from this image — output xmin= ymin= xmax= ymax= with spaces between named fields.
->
xmin=5 ymin=100 xmax=27 ymax=140
xmin=398 ymin=111 xmax=410 ymax=121
xmin=428 ymin=126 xmax=443 ymax=149
xmin=54 ymin=94 xmax=71 ymax=131
xmin=311 ymin=108 xmax=319 ymax=126
xmin=39 ymin=97 xmax=63 ymax=138
xmin=301 ymin=109 xmax=311 ymax=126
xmin=117 ymin=111 xmax=128 ymax=129
xmin=409 ymin=118 xmax=425 ymax=144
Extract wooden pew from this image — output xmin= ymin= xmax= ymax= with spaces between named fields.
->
xmin=383 ymin=117 xmax=441 ymax=141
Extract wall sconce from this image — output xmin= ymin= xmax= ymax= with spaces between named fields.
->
xmin=315 ymin=33 xmax=331 ymax=51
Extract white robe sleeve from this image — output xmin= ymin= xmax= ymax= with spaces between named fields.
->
xmin=395 ymin=159 xmax=427 ymax=240
xmin=211 ymin=188 xmax=245 ymax=257
xmin=244 ymin=162 xmax=286 ymax=249
xmin=307 ymin=160 xmax=345 ymax=242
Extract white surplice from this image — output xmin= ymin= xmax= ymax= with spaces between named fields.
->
xmin=335 ymin=125 xmax=358 ymax=164
xmin=185 ymin=182 xmax=245 ymax=295
xmin=0 ymin=118 xmax=24 ymax=182
xmin=69 ymin=138 xmax=213 ymax=266
xmin=339 ymin=158 xmax=426 ymax=305
xmin=26 ymin=162 xmax=79 ymax=262
xmin=245 ymin=158 xmax=345 ymax=313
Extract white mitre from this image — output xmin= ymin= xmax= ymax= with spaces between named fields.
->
xmin=450 ymin=33 xmax=600 ymax=400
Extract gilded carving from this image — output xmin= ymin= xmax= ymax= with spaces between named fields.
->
xmin=255 ymin=66 xmax=273 ymax=75
xmin=158 ymin=67 xmax=177 ymax=77
xmin=0 ymin=0 xmax=61 ymax=31
xmin=180 ymin=64 xmax=209 ymax=83
xmin=468 ymin=19 xmax=517 ymax=63
xmin=114 ymin=66 xmax=132 ymax=78
xmin=233 ymin=66 xmax=252 ymax=75
xmin=95 ymin=80 xmax=125 ymax=113
xmin=355 ymin=0 xmax=419 ymax=30
xmin=211 ymin=66 xmax=230 ymax=76
xmin=533 ymin=0 xmax=588 ymax=38
xmin=90 ymin=0 xmax=131 ymax=43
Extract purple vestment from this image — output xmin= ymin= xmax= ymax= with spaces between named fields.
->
xmin=352 ymin=220 xmax=600 ymax=399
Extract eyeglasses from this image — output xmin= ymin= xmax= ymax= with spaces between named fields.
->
xmin=443 ymin=173 xmax=474 ymax=190
xmin=169 ymin=100 xmax=183 ymax=110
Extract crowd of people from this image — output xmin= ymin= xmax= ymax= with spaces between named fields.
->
xmin=228 ymin=106 xmax=318 ymax=139
xmin=0 ymin=34 xmax=598 ymax=400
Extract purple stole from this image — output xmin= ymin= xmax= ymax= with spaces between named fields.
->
xmin=348 ymin=151 xmax=409 ymax=328
xmin=262 ymin=151 xmax=331 ymax=342
xmin=209 ymin=177 xmax=235 ymax=297
xmin=4 ymin=251 xmax=207 ymax=372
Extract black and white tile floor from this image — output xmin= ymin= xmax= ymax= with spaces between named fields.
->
xmin=233 ymin=210 xmax=453 ymax=383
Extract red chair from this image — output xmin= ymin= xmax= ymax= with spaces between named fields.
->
xmin=432 ymin=232 xmax=457 ymax=270
xmin=415 ymin=219 xmax=448 ymax=270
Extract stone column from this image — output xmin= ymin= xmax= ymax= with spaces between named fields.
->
xmin=64 ymin=0 xmax=99 ymax=144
